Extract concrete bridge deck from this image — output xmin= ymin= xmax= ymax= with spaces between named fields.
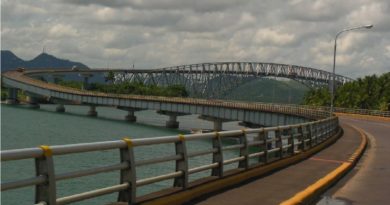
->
xmin=324 ymin=116 xmax=390 ymax=204
xmin=188 ymin=122 xmax=360 ymax=205
xmin=181 ymin=116 xmax=389 ymax=205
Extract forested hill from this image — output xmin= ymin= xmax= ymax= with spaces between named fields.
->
xmin=223 ymin=78 xmax=309 ymax=104
xmin=1 ymin=50 xmax=88 ymax=71
xmin=304 ymin=72 xmax=390 ymax=111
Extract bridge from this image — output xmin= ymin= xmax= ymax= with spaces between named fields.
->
xmin=2 ymin=68 xmax=331 ymax=130
xmin=1 ymin=66 xmax=389 ymax=205
xmin=18 ymin=62 xmax=353 ymax=99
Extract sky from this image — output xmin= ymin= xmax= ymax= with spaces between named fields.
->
xmin=1 ymin=0 xmax=390 ymax=78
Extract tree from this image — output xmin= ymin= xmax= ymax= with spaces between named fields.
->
xmin=304 ymin=72 xmax=390 ymax=111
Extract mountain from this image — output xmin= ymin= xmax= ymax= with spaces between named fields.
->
xmin=1 ymin=50 xmax=26 ymax=71
xmin=1 ymin=50 xmax=89 ymax=71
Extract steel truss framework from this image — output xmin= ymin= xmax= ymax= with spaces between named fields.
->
xmin=113 ymin=62 xmax=352 ymax=99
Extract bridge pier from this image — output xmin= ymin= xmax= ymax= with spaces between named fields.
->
xmin=5 ymin=88 xmax=18 ymax=104
xmin=26 ymin=95 xmax=40 ymax=108
xmin=80 ymin=73 xmax=93 ymax=90
xmin=117 ymin=107 xmax=144 ymax=123
xmin=213 ymin=120 xmax=223 ymax=132
xmin=199 ymin=115 xmax=231 ymax=131
xmin=166 ymin=115 xmax=179 ymax=128
xmin=158 ymin=111 xmax=189 ymax=129
xmin=53 ymin=74 xmax=65 ymax=84
xmin=87 ymin=105 xmax=97 ymax=117
xmin=56 ymin=104 xmax=65 ymax=112
xmin=125 ymin=110 xmax=137 ymax=122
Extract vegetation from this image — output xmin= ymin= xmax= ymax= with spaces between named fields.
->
xmin=1 ymin=88 xmax=7 ymax=101
xmin=224 ymin=78 xmax=309 ymax=104
xmin=0 ymin=87 xmax=28 ymax=102
xmin=303 ymin=72 xmax=390 ymax=111
xmin=57 ymin=80 xmax=188 ymax=97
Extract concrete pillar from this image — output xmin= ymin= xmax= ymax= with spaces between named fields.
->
xmin=26 ymin=96 xmax=40 ymax=108
xmin=87 ymin=105 xmax=97 ymax=117
xmin=80 ymin=73 xmax=93 ymax=90
xmin=125 ymin=110 xmax=137 ymax=122
xmin=213 ymin=120 xmax=223 ymax=131
xmin=6 ymin=88 xmax=18 ymax=104
xmin=53 ymin=75 xmax=64 ymax=84
xmin=82 ymin=76 xmax=89 ymax=90
xmin=56 ymin=104 xmax=65 ymax=112
xmin=166 ymin=114 xmax=179 ymax=128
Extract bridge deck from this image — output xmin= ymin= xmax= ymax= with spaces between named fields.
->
xmin=324 ymin=117 xmax=390 ymax=204
xmin=189 ymin=123 xmax=361 ymax=205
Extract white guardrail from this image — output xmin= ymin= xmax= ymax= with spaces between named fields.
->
xmin=1 ymin=116 xmax=339 ymax=205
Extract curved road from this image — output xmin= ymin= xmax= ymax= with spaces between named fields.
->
xmin=188 ymin=115 xmax=389 ymax=205
xmin=327 ymin=116 xmax=390 ymax=204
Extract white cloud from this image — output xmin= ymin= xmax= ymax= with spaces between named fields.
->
xmin=254 ymin=28 xmax=295 ymax=46
xmin=385 ymin=45 xmax=390 ymax=58
xmin=48 ymin=24 xmax=78 ymax=38
xmin=2 ymin=0 xmax=389 ymax=78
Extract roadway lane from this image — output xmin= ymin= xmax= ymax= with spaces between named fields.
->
xmin=328 ymin=116 xmax=390 ymax=204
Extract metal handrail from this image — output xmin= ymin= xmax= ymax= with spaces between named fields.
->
xmin=1 ymin=116 xmax=339 ymax=205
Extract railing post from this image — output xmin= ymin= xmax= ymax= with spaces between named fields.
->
xmin=286 ymin=126 xmax=294 ymax=155
xmin=258 ymin=128 xmax=268 ymax=164
xmin=174 ymin=135 xmax=189 ymax=189
xmin=36 ymin=145 xmax=56 ymax=205
xmin=306 ymin=124 xmax=312 ymax=149
xmin=312 ymin=123 xmax=318 ymax=146
xmin=211 ymin=132 xmax=224 ymax=177
xmin=319 ymin=121 xmax=325 ymax=142
xmin=297 ymin=125 xmax=305 ymax=151
xmin=118 ymin=138 xmax=136 ymax=204
xmin=275 ymin=127 xmax=283 ymax=159
xmin=238 ymin=129 xmax=249 ymax=169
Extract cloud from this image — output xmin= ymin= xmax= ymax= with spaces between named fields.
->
xmin=64 ymin=0 xmax=251 ymax=13
xmin=48 ymin=24 xmax=78 ymax=38
xmin=254 ymin=28 xmax=296 ymax=46
xmin=2 ymin=0 xmax=389 ymax=78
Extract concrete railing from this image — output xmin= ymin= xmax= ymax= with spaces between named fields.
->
xmin=333 ymin=107 xmax=390 ymax=117
xmin=1 ymin=117 xmax=339 ymax=205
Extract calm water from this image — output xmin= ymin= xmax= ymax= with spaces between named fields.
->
xmin=1 ymin=104 xmax=245 ymax=205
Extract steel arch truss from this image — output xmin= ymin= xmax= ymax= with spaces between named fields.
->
xmin=113 ymin=62 xmax=352 ymax=99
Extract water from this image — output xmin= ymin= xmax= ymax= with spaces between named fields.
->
xmin=1 ymin=104 xmax=246 ymax=205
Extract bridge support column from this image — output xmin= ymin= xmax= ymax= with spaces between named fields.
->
xmin=117 ymin=107 xmax=145 ymax=123
xmin=87 ymin=105 xmax=97 ymax=117
xmin=166 ymin=115 xmax=179 ymax=129
xmin=125 ymin=110 xmax=137 ymax=122
xmin=56 ymin=104 xmax=65 ymax=112
xmin=199 ymin=115 xmax=231 ymax=132
xmin=213 ymin=120 xmax=223 ymax=132
xmin=158 ymin=111 xmax=189 ymax=129
xmin=6 ymin=88 xmax=18 ymax=104
xmin=80 ymin=73 xmax=93 ymax=90
xmin=26 ymin=96 xmax=40 ymax=109
xmin=53 ymin=74 xmax=65 ymax=84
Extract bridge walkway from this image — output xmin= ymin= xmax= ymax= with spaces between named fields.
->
xmin=189 ymin=123 xmax=362 ymax=205
xmin=321 ymin=116 xmax=390 ymax=204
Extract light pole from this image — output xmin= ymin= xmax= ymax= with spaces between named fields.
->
xmin=330 ymin=24 xmax=373 ymax=116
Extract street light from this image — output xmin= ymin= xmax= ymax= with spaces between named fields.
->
xmin=330 ymin=24 xmax=373 ymax=116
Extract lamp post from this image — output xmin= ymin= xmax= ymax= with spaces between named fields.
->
xmin=330 ymin=24 xmax=373 ymax=116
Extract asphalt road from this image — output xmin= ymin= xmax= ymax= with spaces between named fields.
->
xmin=192 ymin=122 xmax=362 ymax=205
xmin=326 ymin=116 xmax=390 ymax=205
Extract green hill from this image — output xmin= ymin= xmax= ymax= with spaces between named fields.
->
xmin=222 ymin=78 xmax=309 ymax=104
